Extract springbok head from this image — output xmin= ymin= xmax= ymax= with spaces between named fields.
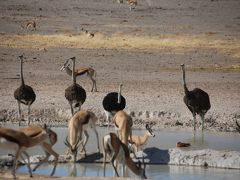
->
xmin=145 ymin=123 xmax=155 ymax=137
xmin=64 ymin=136 xmax=81 ymax=162
xmin=60 ymin=59 xmax=70 ymax=71
xmin=42 ymin=124 xmax=57 ymax=145
xmin=48 ymin=128 xmax=58 ymax=146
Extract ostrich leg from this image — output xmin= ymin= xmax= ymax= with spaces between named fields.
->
xmin=200 ymin=114 xmax=205 ymax=131
xmin=17 ymin=100 xmax=22 ymax=126
xmin=106 ymin=112 xmax=111 ymax=130
xmin=78 ymin=102 xmax=82 ymax=112
xmin=192 ymin=112 xmax=197 ymax=131
xmin=69 ymin=102 xmax=74 ymax=115
xmin=27 ymin=104 xmax=31 ymax=125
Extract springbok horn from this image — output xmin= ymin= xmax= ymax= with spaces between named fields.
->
xmin=60 ymin=59 xmax=70 ymax=71
xmin=64 ymin=136 xmax=70 ymax=148
xmin=73 ymin=135 xmax=82 ymax=151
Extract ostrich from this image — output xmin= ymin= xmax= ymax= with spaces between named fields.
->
xmin=65 ymin=57 xmax=86 ymax=116
xmin=14 ymin=55 xmax=36 ymax=126
xmin=180 ymin=64 xmax=211 ymax=131
xmin=102 ymin=84 xmax=126 ymax=129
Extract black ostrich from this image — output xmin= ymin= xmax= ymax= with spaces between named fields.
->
xmin=65 ymin=57 xmax=86 ymax=115
xmin=14 ymin=55 xmax=36 ymax=126
xmin=180 ymin=64 xmax=211 ymax=131
xmin=102 ymin=84 xmax=126 ymax=128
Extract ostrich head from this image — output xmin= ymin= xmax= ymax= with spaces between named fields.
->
xmin=180 ymin=64 xmax=185 ymax=75
xmin=70 ymin=57 xmax=76 ymax=61
xmin=19 ymin=55 xmax=24 ymax=60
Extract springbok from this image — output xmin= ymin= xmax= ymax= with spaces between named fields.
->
xmin=113 ymin=110 xmax=133 ymax=145
xmin=128 ymin=123 xmax=155 ymax=155
xmin=64 ymin=110 xmax=100 ymax=162
xmin=0 ymin=124 xmax=56 ymax=179
xmin=102 ymin=132 xmax=147 ymax=178
xmin=127 ymin=0 xmax=137 ymax=10
xmin=60 ymin=59 xmax=97 ymax=92
xmin=18 ymin=125 xmax=59 ymax=175
xmin=21 ymin=20 xmax=36 ymax=31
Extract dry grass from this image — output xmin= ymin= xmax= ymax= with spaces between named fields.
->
xmin=0 ymin=32 xmax=240 ymax=60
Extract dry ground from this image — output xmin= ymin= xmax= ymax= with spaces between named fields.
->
xmin=0 ymin=0 xmax=240 ymax=132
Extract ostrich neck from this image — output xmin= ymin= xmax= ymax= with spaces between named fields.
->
xmin=117 ymin=85 xmax=122 ymax=104
xmin=72 ymin=60 xmax=76 ymax=84
xmin=20 ymin=59 xmax=25 ymax=85
xmin=65 ymin=66 xmax=73 ymax=76
xmin=181 ymin=67 xmax=189 ymax=94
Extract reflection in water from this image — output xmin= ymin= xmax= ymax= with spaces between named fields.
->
xmin=1 ymin=126 xmax=240 ymax=156
xmin=68 ymin=163 xmax=77 ymax=177
xmin=17 ymin=163 xmax=240 ymax=180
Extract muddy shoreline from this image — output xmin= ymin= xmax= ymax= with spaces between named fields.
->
xmin=0 ymin=107 xmax=239 ymax=132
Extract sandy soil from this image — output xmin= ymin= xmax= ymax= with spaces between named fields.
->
xmin=0 ymin=0 xmax=240 ymax=133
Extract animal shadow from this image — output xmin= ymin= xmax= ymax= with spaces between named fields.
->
xmin=77 ymin=152 xmax=103 ymax=163
xmin=143 ymin=147 xmax=170 ymax=164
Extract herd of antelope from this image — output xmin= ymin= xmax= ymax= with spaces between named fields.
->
xmin=1 ymin=54 xmax=240 ymax=179
xmin=0 ymin=55 xmax=157 ymax=179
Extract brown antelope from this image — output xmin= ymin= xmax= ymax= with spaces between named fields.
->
xmin=127 ymin=0 xmax=137 ymax=10
xmin=0 ymin=124 xmax=55 ymax=179
xmin=64 ymin=110 xmax=100 ymax=162
xmin=18 ymin=125 xmax=59 ymax=175
xmin=129 ymin=123 xmax=155 ymax=154
xmin=60 ymin=59 xmax=97 ymax=92
xmin=113 ymin=110 xmax=133 ymax=145
xmin=102 ymin=132 xmax=147 ymax=179
xmin=21 ymin=20 xmax=36 ymax=31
